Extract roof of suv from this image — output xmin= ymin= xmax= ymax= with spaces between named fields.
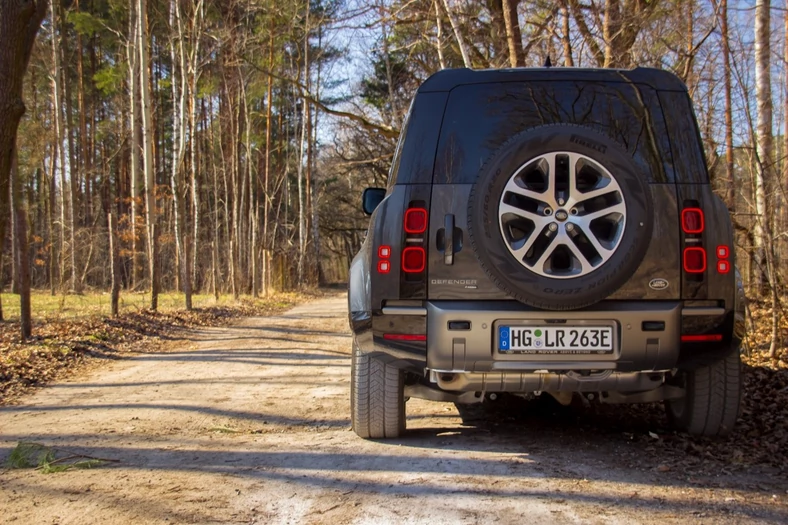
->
xmin=418 ymin=67 xmax=688 ymax=94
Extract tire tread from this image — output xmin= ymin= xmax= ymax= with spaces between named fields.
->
xmin=351 ymin=343 xmax=405 ymax=439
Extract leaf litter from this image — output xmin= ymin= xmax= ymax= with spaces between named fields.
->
xmin=0 ymin=292 xmax=312 ymax=403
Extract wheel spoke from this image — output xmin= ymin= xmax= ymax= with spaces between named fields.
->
xmin=562 ymin=234 xmax=594 ymax=274
xmin=580 ymin=202 xmax=626 ymax=222
xmin=574 ymin=185 xmax=616 ymax=205
xmin=574 ymin=223 xmax=613 ymax=258
xmin=510 ymin=229 xmax=544 ymax=261
xmin=567 ymin=153 xmax=581 ymax=196
xmin=545 ymin=154 xmax=557 ymax=204
xmin=531 ymin=234 xmax=559 ymax=271
xmin=499 ymin=202 xmax=551 ymax=225
xmin=503 ymin=178 xmax=550 ymax=204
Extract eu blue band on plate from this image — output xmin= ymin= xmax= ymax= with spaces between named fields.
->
xmin=499 ymin=326 xmax=510 ymax=350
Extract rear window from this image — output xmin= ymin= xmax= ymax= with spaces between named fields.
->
xmin=433 ymin=81 xmax=674 ymax=184
xmin=658 ymin=91 xmax=710 ymax=183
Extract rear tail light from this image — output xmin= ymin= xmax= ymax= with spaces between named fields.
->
xmin=681 ymin=208 xmax=704 ymax=234
xmin=377 ymin=244 xmax=391 ymax=274
xmin=716 ymin=244 xmax=730 ymax=274
xmin=681 ymin=334 xmax=722 ymax=342
xmin=404 ymin=208 xmax=428 ymax=234
xmin=384 ymin=333 xmax=427 ymax=341
xmin=683 ymin=247 xmax=706 ymax=273
xmin=402 ymin=247 xmax=426 ymax=273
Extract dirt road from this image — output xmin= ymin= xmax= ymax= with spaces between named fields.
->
xmin=1 ymin=294 xmax=786 ymax=524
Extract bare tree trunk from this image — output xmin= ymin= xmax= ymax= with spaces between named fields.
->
xmin=754 ymin=0 xmax=772 ymax=293
xmin=11 ymin=149 xmax=31 ymax=340
xmin=784 ymin=1 xmax=788 ymax=210
xmin=262 ymin=32 xmax=274 ymax=296
xmin=561 ymin=6 xmax=574 ymax=66
xmin=138 ymin=0 xmax=158 ymax=310
xmin=47 ymin=145 xmax=56 ymax=295
xmin=683 ymin=0 xmax=695 ymax=91
xmin=502 ymin=0 xmax=524 ymax=67
xmin=189 ymin=1 xmax=204 ymax=293
xmin=212 ymin=238 xmax=219 ymax=301
xmin=50 ymin=3 xmax=68 ymax=292
xmin=170 ymin=0 xmax=191 ymax=310
xmin=75 ymin=0 xmax=90 ymax=230
xmin=433 ymin=0 xmax=446 ymax=69
xmin=0 ymin=0 xmax=46 ymax=303
xmin=297 ymin=7 xmax=310 ymax=286
xmin=127 ymin=0 xmax=141 ymax=289
xmin=108 ymin=212 xmax=120 ymax=316
xmin=312 ymin=26 xmax=323 ymax=285
xmin=61 ymin=8 xmax=79 ymax=293
xmin=754 ymin=0 xmax=780 ymax=357
xmin=439 ymin=0 xmax=472 ymax=67
xmin=722 ymin=0 xmax=734 ymax=211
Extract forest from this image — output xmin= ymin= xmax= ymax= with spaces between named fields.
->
xmin=0 ymin=0 xmax=786 ymax=355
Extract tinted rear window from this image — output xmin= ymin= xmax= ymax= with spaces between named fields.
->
xmin=433 ymin=81 xmax=674 ymax=184
xmin=658 ymin=91 xmax=709 ymax=183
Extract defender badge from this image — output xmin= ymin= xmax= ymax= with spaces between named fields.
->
xmin=649 ymin=278 xmax=669 ymax=290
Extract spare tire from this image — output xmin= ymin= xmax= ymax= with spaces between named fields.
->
xmin=468 ymin=124 xmax=653 ymax=310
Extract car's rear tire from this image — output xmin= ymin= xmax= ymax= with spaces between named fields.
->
xmin=666 ymin=351 xmax=741 ymax=437
xmin=351 ymin=342 xmax=405 ymax=439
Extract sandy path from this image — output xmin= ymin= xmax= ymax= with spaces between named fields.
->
xmin=1 ymin=294 xmax=786 ymax=524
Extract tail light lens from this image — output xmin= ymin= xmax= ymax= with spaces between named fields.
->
xmin=404 ymin=208 xmax=428 ymax=233
xmin=681 ymin=334 xmax=722 ymax=342
xmin=384 ymin=333 xmax=427 ymax=341
xmin=683 ymin=247 xmax=706 ymax=273
xmin=681 ymin=208 xmax=704 ymax=234
xmin=716 ymin=245 xmax=729 ymax=259
xmin=717 ymin=260 xmax=730 ymax=274
xmin=402 ymin=247 xmax=426 ymax=273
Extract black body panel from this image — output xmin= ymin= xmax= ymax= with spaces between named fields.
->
xmin=348 ymin=66 xmax=741 ymax=377
xmin=418 ymin=67 xmax=690 ymax=93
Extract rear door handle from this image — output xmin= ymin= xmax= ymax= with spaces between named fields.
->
xmin=444 ymin=214 xmax=454 ymax=265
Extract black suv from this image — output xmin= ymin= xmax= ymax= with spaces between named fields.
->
xmin=348 ymin=67 xmax=745 ymax=439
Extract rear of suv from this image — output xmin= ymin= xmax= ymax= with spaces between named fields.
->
xmin=348 ymin=67 xmax=745 ymax=439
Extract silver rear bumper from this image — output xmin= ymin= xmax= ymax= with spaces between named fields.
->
xmin=426 ymin=300 xmax=681 ymax=374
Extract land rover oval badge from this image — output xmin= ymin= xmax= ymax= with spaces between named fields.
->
xmin=649 ymin=278 xmax=669 ymax=290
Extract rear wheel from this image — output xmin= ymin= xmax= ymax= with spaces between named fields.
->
xmin=351 ymin=342 xmax=405 ymax=439
xmin=666 ymin=351 xmax=741 ymax=437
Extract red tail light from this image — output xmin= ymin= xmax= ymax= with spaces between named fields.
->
xmin=683 ymin=247 xmax=706 ymax=273
xmin=717 ymin=260 xmax=730 ymax=274
xmin=402 ymin=247 xmax=426 ymax=273
xmin=404 ymin=208 xmax=428 ymax=233
xmin=716 ymin=245 xmax=729 ymax=259
xmin=681 ymin=334 xmax=722 ymax=342
xmin=681 ymin=208 xmax=704 ymax=234
xmin=384 ymin=333 xmax=427 ymax=341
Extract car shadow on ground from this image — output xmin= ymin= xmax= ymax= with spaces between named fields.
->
xmin=1 ymin=434 xmax=785 ymax=523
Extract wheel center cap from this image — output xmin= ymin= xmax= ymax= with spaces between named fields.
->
xmin=555 ymin=209 xmax=569 ymax=221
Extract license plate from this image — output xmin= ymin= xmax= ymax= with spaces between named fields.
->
xmin=498 ymin=325 xmax=614 ymax=354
